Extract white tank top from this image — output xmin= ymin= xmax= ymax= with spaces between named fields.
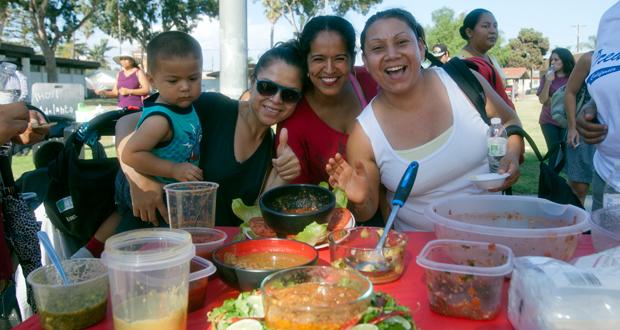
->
xmin=358 ymin=67 xmax=490 ymax=231
xmin=588 ymin=1 xmax=620 ymax=189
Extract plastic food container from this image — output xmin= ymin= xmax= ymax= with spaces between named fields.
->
xmin=589 ymin=205 xmax=620 ymax=252
xmin=183 ymin=227 xmax=227 ymax=260
xmin=417 ymin=239 xmax=513 ymax=320
xmin=27 ymin=258 xmax=108 ymax=330
xmin=102 ymin=228 xmax=195 ymax=330
xmin=425 ymin=195 xmax=589 ymax=260
xmin=261 ymin=266 xmax=373 ymax=329
xmin=188 ymin=256 xmax=216 ymax=312
xmin=328 ymin=227 xmax=408 ymax=284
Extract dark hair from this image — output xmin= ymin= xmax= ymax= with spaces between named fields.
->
xmin=550 ymin=47 xmax=575 ymax=75
xmin=252 ymin=40 xmax=305 ymax=83
xmin=459 ymin=8 xmax=492 ymax=40
xmin=360 ymin=8 xmax=442 ymax=67
xmin=299 ymin=16 xmax=356 ymax=62
xmin=146 ymin=31 xmax=203 ymax=74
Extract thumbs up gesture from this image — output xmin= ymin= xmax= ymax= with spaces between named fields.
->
xmin=273 ymin=128 xmax=300 ymax=182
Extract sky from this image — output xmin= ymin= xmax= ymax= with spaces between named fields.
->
xmin=107 ymin=0 xmax=618 ymax=72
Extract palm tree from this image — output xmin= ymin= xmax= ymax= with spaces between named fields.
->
xmin=88 ymin=39 xmax=114 ymax=69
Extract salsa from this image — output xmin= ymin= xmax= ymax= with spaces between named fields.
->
xmin=39 ymin=298 xmax=107 ymax=330
xmin=282 ymin=206 xmax=319 ymax=214
xmin=224 ymin=251 xmax=310 ymax=270
xmin=264 ymin=282 xmax=367 ymax=330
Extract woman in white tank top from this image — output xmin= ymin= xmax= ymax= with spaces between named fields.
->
xmin=326 ymin=9 xmax=524 ymax=230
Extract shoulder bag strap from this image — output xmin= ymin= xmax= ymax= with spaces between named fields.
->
xmin=442 ymin=57 xmax=489 ymax=124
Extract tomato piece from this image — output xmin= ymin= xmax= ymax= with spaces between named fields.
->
xmin=328 ymin=208 xmax=352 ymax=231
xmin=248 ymin=217 xmax=276 ymax=238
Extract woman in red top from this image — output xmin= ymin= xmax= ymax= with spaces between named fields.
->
xmin=458 ymin=8 xmax=514 ymax=110
xmin=97 ymin=55 xmax=150 ymax=108
xmin=276 ymin=16 xmax=378 ymax=185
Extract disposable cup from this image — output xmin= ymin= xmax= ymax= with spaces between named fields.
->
xmin=164 ymin=181 xmax=218 ymax=229
xmin=101 ymin=228 xmax=195 ymax=330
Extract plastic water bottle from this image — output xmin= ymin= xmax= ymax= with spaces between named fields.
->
xmin=603 ymin=164 xmax=620 ymax=208
xmin=0 ymin=62 xmax=20 ymax=104
xmin=487 ymin=117 xmax=507 ymax=173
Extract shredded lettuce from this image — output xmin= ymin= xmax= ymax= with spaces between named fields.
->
xmin=293 ymin=221 xmax=327 ymax=246
xmin=231 ymin=199 xmax=262 ymax=223
xmin=207 ymin=291 xmax=265 ymax=330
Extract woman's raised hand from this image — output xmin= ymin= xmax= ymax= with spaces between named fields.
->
xmin=326 ymin=153 xmax=369 ymax=204
xmin=273 ymin=128 xmax=301 ymax=182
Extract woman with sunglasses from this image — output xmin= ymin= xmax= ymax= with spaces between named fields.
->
xmin=275 ymin=15 xmax=378 ymax=186
xmin=326 ymin=9 xmax=523 ymax=230
xmin=114 ymin=41 xmax=305 ymax=228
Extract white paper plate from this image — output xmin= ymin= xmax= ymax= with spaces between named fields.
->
xmin=469 ymin=172 xmax=510 ymax=190
xmin=243 ymin=214 xmax=356 ymax=249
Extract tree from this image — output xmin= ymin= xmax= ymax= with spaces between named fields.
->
xmin=1 ymin=4 xmax=33 ymax=46
xmin=425 ymin=7 xmax=465 ymax=59
xmin=88 ymin=39 xmax=114 ymax=69
xmin=9 ymin=0 xmax=98 ymax=82
xmin=96 ymin=0 xmax=218 ymax=66
xmin=505 ymin=28 xmax=549 ymax=89
xmin=259 ymin=0 xmax=382 ymax=36
xmin=261 ymin=0 xmax=283 ymax=47
xmin=424 ymin=7 xmax=510 ymax=66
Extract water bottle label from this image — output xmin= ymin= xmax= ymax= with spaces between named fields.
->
xmin=0 ymin=91 xmax=16 ymax=104
xmin=488 ymin=138 xmax=507 ymax=157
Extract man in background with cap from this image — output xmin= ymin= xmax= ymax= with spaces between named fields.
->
xmin=97 ymin=54 xmax=150 ymax=108
xmin=432 ymin=43 xmax=450 ymax=64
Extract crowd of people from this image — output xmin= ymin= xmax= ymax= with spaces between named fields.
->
xmin=1 ymin=2 xmax=619 ymax=326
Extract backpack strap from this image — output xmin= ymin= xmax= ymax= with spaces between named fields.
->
xmin=442 ymin=57 xmax=489 ymax=124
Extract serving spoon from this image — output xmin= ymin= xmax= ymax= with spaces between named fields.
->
xmin=353 ymin=161 xmax=419 ymax=273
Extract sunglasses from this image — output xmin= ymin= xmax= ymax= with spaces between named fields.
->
xmin=255 ymin=80 xmax=302 ymax=104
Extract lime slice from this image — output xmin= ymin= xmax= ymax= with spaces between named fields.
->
xmin=383 ymin=315 xmax=412 ymax=330
xmin=350 ymin=324 xmax=379 ymax=330
xmin=226 ymin=319 xmax=263 ymax=330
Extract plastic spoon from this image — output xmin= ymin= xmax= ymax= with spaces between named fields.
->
xmin=37 ymin=231 xmax=71 ymax=285
xmin=353 ymin=161 xmax=419 ymax=273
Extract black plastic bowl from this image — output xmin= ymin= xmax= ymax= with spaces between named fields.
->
xmin=259 ymin=184 xmax=335 ymax=237
xmin=212 ymin=238 xmax=318 ymax=291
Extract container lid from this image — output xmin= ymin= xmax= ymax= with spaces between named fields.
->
xmin=416 ymin=239 xmax=514 ymax=277
xmin=101 ymin=228 xmax=195 ymax=271
xmin=189 ymin=256 xmax=216 ymax=282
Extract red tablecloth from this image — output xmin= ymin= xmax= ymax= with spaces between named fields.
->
xmin=16 ymin=229 xmax=595 ymax=330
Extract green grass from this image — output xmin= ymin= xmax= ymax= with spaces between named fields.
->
xmin=11 ymin=95 xmax=549 ymax=195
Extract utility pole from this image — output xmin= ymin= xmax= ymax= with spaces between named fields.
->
xmin=571 ymin=24 xmax=586 ymax=53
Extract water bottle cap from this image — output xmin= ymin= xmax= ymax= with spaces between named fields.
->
xmin=490 ymin=117 xmax=501 ymax=125
xmin=1 ymin=62 xmax=17 ymax=72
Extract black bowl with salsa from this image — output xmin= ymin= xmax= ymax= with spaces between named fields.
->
xmin=260 ymin=184 xmax=335 ymax=237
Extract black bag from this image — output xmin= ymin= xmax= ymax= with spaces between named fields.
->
xmin=521 ymin=132 xmax=584 ymax=208
xmin=44 ymin=108 xmax=138 ymax=245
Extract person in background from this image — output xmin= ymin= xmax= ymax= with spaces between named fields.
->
xmin=0 ymin=102 xmax=48 ymax=326
xmin=326 ymin=9 xmax=523 ymax=231
xmin=431 ymin=43 xmax=450 ymax=64
xmin=578 ymin=1 xmax=620 ymax=211
xmin=115 ymin=41 xmax=304 ymax=228
xmin=537 ymin=48 xmax=575 ymax=167
xmin=0 ymin=63 xmax=28 ymax=103
xmin=564 ymin=51 xmax=595 ymax=205
xmin=97 ymin=54 xmax=150 ymax=108
xmin=459 ymin=8 xmax=514 ymax=110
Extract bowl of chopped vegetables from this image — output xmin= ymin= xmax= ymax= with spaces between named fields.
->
xmin=416 ymin=239 xmax=514 ymax=320
xmin=260 ymin=266 xmax=373 ymax=330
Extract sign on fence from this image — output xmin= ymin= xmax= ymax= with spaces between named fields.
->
xmin=31 ymin=83 xmax=84 ymax=119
